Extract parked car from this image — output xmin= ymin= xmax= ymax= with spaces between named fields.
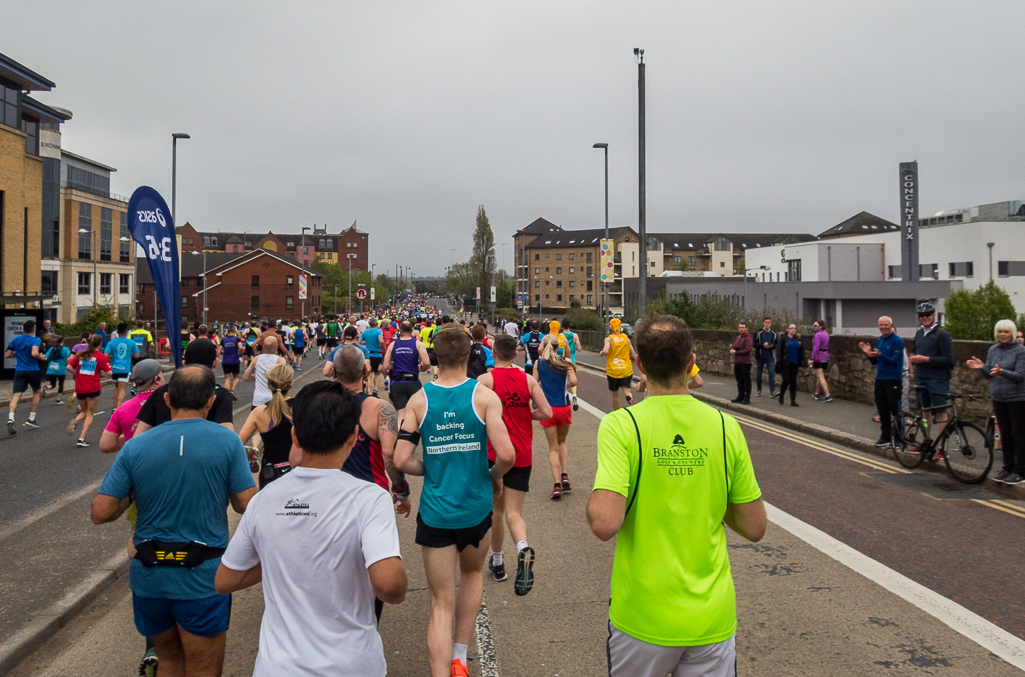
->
xmin=620 ymin=323 xmax=634 ymax=337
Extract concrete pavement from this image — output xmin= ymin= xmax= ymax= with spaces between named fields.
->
xmin=7 ymin=363 xmax=1025 ymax=675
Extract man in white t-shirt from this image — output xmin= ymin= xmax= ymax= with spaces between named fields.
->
xmin=357 ymin=316 xmax=370 ymax=334
xmin=504 ymin=320 xmax=519 ymax=339
xmin=216 ymin=380 xmax=406 ymax=677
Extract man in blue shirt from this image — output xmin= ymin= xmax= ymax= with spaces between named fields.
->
xmin=6 ymin=319 xmax=45 ymax=434
xmin=106 ymin=322 xmax=141 ymax=409
xmin=859 ymin=316 xmax=906 ymax=446
xmin=95 ymin=321 xmax=109 ymax=349
xmin=362 ymin=317 xmax=385 ymax=397
xmin=91 ymin=365 xmax=256 ymax=676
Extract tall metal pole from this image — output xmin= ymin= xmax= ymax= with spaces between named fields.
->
xmin=334 ymin=283 xmax=338 ymax=316
xmin=92 ymin=230 xmax=98 ymax=306
xmin=172 ymin=139 xmax=177 ymax=226
xmin=594 ymin=143 xmax=609 ymax=324
xmin=347 ymin=257 xmax=352 ymax=315
xmin=202 ymin=250 xmax=208 ymax=327
xmin=635 ymin=48 xmax=647 ymax=321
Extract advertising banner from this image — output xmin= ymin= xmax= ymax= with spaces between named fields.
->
xmin=599 ymin=239 xmax=615 ymax=283
xmin=299 ymin=275 xmax=308 ymax=300
xmin=899 ymin=162 xmax=920 ymax=281
xmin=127 ymin=187 xmax=182 ymax=367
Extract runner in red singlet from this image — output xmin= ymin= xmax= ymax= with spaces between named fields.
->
xmin=477 ymin=335 xmax=552 ymax=596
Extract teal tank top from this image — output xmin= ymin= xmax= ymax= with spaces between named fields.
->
xmin=563 ymin=331 xmax=577 ymax=362
xmin=418 ymin=379 xmax=491 ymax=529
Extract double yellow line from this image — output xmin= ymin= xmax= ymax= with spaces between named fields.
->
xmin=729 ymin=411 xmax=911 ymax=475
xmin=972 ymin=498 xmax=1025 ymax=520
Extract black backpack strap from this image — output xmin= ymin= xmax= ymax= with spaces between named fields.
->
xmin=720 ymin=410 xmax=730 ymax=498
xmin=623 ymin=408 xmax=643 ymax=517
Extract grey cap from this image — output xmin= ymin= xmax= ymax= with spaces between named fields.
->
xmin=131 ymin=359 xmax=163 ymax=386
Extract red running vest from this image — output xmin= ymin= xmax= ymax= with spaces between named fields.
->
xmin=486 ymin=367 xmax=534 ymax=468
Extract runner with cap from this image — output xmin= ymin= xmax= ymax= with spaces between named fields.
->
xmin=600 ymin=318 xmax=636 ymax=410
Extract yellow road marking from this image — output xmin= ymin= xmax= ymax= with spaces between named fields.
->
xmin=989 ymin=499 xmax=1025 ymax=517
xmin=972 ymin=499 xmax=1025 ymax=520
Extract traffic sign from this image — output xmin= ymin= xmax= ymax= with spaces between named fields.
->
xmin=490 ymin=286 xmax=496 ymax=303
xmin=370 ymin=287 xmax=375 ymax=300
xmin=355 ymin=288 xmax=368 ymax=300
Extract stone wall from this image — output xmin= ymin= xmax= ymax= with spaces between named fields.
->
xmin=577 ymin=329 xmax=997 ymax=423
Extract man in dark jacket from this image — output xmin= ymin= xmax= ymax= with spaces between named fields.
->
xmin=859 ymin=316 xmax=906 ymax=446
xmin=753 ymin=317 xmax=778 ymax=398
xmin=775 ymin=324 xmax=805 ymax=406
xmin=909 ymin=302 xmax=954 ymax=438
xmin=730 ymin=323 xmax=754 ymax=404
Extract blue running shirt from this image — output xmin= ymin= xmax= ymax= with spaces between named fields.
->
xmin=418 ymin=380 xmax=491 ymax=529
xmin=104 ymin=337 xmax=139 ymax=374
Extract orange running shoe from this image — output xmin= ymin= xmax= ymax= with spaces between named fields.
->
xmin=450 ymin=659 xmax=470 ymax=677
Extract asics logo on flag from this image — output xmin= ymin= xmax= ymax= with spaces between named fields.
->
xmin=136 ymin=208 xmax=167 ymax=227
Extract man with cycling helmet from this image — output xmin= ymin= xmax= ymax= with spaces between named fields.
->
xmin=908 ymin=302 xmax=955 ymax=453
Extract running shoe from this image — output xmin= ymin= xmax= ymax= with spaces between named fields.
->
xmin=572 ymin=395 xmax=578 ymax=411
xmin=561 ymin=474 xmax=571 ymax=492
xmin=139 ymin=647 xmax=158 ymax=677
xmin=66 ymin=418 xmax=77 ymax=437
xmin=812 ymin=393 xmax=820 ymax=401
xmin=755 ymin=391 xmax=762 ymax=397
xmin=66 ymin=394 xmax=76 ymax=410
xmin=450 ymin=659 xmax=470 ymax=677
xmin=372 ymin=389 xmax=379 ymax=398
xmin=76 ymin=438 xmax=89 ymax=447
xmin=823 ymin=396 xmax=833 ymax=403
xmin=54 ymin=398 xmax=63 ymax=405
xmin=6 ymin=420 xmax=15 ymax=435
xmin=625 ymin=395 xmax=633 ymax=405
xmin=932 ymin=451 xmax=945 ymax=461
xmin=873 ymin=437 xmax=890 ymax=447
xmin=992 ymin=470 xmax=1011 ymax=483
xmin=1004 ymin=473 xmax=1025 ymax=485
xmin=551 ymin=484 xmax=562 ymax=500
xmin=230 ymin=390 xmax=238 ymax=401
xmin=384 ymin=377 xmax=390 ymax=390
xmin=514 ymin=546 xmax=535 ymax=596
xmin=488 ymin=554 xmax=507 ymax=582
xmin=22 ymin=420 xmax=39 ymax=429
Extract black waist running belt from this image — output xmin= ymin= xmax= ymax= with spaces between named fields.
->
xmin=134 ymin=539 xmax=226 ymax=568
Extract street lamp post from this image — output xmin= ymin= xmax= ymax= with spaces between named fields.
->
xmin=634 ymin=48 xmax=647 ymax=321
xmin=171 ymin=133 xmax=190 ymax=225
xmin=593 ymin=142 xmax=609 ymax=325
xmin=301 ymin=226 xmax=311 ymax=319
xmin=334 ymin=283 xmax=339 ymax=317
xmin=743 ymin=266 xmax=769 ymax=310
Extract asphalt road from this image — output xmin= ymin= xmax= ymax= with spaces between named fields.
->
xmin=5 ymin=350 xmax=1025 ymax=675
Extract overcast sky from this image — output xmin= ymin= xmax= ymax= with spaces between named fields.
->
xmin=5 ymin=1 xmax=1023 ymax=275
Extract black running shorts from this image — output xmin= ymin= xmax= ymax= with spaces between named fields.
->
xmin=415 ymin=511 xmax=492 ymax=552
xmin=490 ymin=460 xmax=531 ymax=493
xmin=390 ymin=381 xmax=422 ymax=410
xmin=427 ymin=348 xmax=438 ymax=367
xmin=222 ymin=363 xmax=240 ymax=375
xmin=369 ymin=357 xmax=382 ymax=373
xmin=607 ymin=375 xmax=633 ymax=391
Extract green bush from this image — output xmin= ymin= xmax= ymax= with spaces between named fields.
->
xmin=945 ymin=281 xmax=1017 ymax=340
xmin=53 ymin=305 xmax=131 ymax=341
xmin=648 ymin=292 xmax=809 ymax=332
xmin=561 ymin=307 xmax=604 ymax=331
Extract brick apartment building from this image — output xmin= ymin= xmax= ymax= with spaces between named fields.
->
xmin=136 ymin=248 xmax=322 ymax=328
xmin=176 ymin=221 xmax=368 ymax=272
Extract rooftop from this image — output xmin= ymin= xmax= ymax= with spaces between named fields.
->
xmin=818 ymin=211 xmax=899 ymax=239
xmin=0 ymin=52 xmax=55 ymax=92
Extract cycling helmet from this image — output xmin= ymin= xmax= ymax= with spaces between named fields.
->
xmin=916 ymin=302 xmax=936 ymax=315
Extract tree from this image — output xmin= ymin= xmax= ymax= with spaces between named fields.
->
xmin=469 ymin=205 xmax=496 ymax=295
xmin=945 ymin=280 xmax=1017 ymax=340
xmin=445 ymin=261 xmax=476 ymax=298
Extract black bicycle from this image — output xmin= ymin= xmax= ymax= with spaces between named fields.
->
xmin=891 ymin=390 xmax=993 ymax=484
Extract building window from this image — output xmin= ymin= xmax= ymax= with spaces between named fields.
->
xmin=586 ymin=266 xmax=593 ymax=276
xmin=100 ymin=208 xmax=113 ymax=261
xmin=534 ymin=294 xmax=540 ymax=302
xmin=21 ymin=115 xmax=38 ymax=155
xmin=887 ymin=265 xmax=901 ymax=280
xmin=545 ymin=253 xmax=549 ymax=259
xmin=674 ymin=256 xmax=681 ymax=265
xmin=556 ymin=280 xmax=562 ymax=288
xmin=119 ymin=212 xmax=130 ymax=262
xmin=211 ymin=236 xmax=218 ymax=247
xmin=998 ymin=261 xmax=1025 ymax=276
xmin=556 ymin=294 xmax=562 ymax=302
xmin=545 ymin=280 xmax=550 ymax=286
xmin=252 ymin=275 xmax=260 ymax=288
xmin=286 ymin=296 xmax=294 ymax=309
xmin=918 ymin=263 xmax=938 ymax=280
xmin=251 ymin=296 xmax=260 ymax=310
xmin=719 ymin=261 xmax=725 ymax=268
xmin=77 ymin=272 xmax=91 ymax=295
xmin=787 ymin=259 xmax=802 ymax=282
xmin=203 ymin=236 xmax=210 ymax=248
xmin=688 ymin=256 xmax=695 ymax=266
xmin=287 ymin=252 xmax=295 ymax=259
xmin=535 ymin=254 xmax=540 ymax=261
xmin=587 ymin=295 xmax=593 ymax=304
xmin=714 ymin=236 xmax=730 ymax=251
xmin=569 ymin=281 xmax=575 ymax=288
xmin=1 ymin=80 xmax=19 ymax=129
xmin=569 ymin=253 xmax=575 ymax=260
xmin=119 ymin=274 xmax=131 ymax=294
xmin=556 ymin=267 xmax=562 ymax=274
xmin=99 ymin=273 xmax=112 ymax=295
xmin=182 ymin=296 xmax=189 ymax=308
xmin=535 ymin=281 xmax=540 ymax=288
xmin=949 ymin=261 xmax=974 ymax=278
xmin=41 ymin=271 xmax=58 ymax=295
xmin=587 ymin=281 xmax=593 ymax=291
xmin=586 ymin=252 xmax=593 ymax=263
xmin=556 ymin=254 xmax=562 ymax=261
xmin=534 ymin=267 xmax=540 ymax=274
xmin=568 ymin=267 xmax=574 ymax=274
xmin=78 ymin=203 xmax=92 ymax=259
xmin=287 ymin=275 xmax=294 ymax=287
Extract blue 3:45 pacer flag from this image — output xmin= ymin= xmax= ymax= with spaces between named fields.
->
xmin=127 ymin=187 xmax=183 ymax=367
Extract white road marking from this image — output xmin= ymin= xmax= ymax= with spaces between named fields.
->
xmin=574 ymin=384 xmax=1025 ymax=670
xmin=474 ymin=590 xmax=500 ymax=677
xmin=765 ymin=503 xmax=1025 ymax=669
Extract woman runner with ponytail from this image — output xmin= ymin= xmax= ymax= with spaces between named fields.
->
xmin=239 ymin=364 xmax=295 ymax=489
xmin=537 ymin=334 xmax=577 ymax=500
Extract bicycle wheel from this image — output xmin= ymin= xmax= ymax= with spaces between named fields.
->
xmin=893 ymin=419 xmax=927 ymax=469
xmin=943 ymin=422 xmax=993 ymax=484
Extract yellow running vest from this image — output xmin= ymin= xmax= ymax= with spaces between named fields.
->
xmin=606 ymin=333 xmax=633 ymax=378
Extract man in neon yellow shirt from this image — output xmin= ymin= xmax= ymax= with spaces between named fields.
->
xmin=588 ymin=314 xmax=766 ymax=676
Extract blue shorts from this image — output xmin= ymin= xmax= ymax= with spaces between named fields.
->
xmin=132 ymin=593 xmax=231 ymax=638
xmin=12 ymin=371 xmax=41 ymax=394
xmin=915 ymin=378 xmax=949 ymax=410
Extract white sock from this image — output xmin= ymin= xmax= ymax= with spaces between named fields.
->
xmin=492 ymin=551 xmax=503 ymax=566
xmin=516 ymin=540 xmax=528 ymax=553
xmin=28 ymin=412 xmax=36 ymax=421
xmin=7 ymin=413 xmax=13 ymax=421
xmin=453 ymin=643 xmax=468 ymax=666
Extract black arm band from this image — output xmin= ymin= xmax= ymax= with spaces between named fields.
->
xmin=392 ymin=480 xmax=410 ymax=500
xmin=397 ymin=429 xmax=421 ymax=447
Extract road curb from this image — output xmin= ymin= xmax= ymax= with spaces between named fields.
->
xmin=0 ymin=551 xmax=129 ymax=675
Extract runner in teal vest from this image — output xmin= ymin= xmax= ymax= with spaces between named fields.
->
xmin=394 ymin=326 xmax=515 ymax=676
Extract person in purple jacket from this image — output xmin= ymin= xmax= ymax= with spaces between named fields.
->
xmin=810 ymin=319 xmax=833 ymax=403
xmin=730 ymin=322 xmax=754 ymax=404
